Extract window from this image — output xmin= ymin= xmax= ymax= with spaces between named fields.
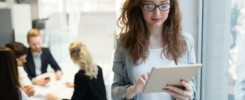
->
xmin=201 ymin=0 xmax=231 ymax=100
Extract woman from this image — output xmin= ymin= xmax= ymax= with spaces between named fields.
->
xmin=0 ymin=47 xmax=28 ymax=100
xmin=5 ymin=41 xmax=35 ymax=97
xmin=69 ymin=41 xmax=107 ymax=100
xmin=112 ymin=0 xmax=196 ymax=100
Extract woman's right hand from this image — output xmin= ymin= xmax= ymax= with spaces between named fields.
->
xmin=125 ymin=72 xmax=150 ymax=99
xmin=133 ymin=73 xmax=150 ymax=93
xmin=23 ymin=85 xmax=35 ymax=97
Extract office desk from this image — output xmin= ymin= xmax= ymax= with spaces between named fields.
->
xmin=30 ymin=74 xmax=74 ymax=100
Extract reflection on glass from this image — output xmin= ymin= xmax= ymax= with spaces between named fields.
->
xmin=230 ymin=0 xmax=245 ymax=100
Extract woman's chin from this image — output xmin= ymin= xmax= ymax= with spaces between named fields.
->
xmin=151 ymin=23 xmax=163 ymax=27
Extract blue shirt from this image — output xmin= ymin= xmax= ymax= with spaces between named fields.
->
xmin=32 ymin=51 xmax=42 ymax=76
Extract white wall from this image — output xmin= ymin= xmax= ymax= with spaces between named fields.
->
xmin=78 ymin=12 xmax=116 ymax=64
xmin=11 ymin=4 xmax=32 ymax=46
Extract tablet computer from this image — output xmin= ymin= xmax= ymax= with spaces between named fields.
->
xmin=143 ymin=64 xmax=202 ymax=93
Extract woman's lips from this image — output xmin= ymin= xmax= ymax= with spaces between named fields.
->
xmin=151 ymin=18 xmax=162 ymax=23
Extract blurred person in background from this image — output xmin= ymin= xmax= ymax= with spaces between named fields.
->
xmin=6 ymin=41 xmax=35 ymax=97
xmin=47 ymin=41 xmax=107 ymax=100
xmin=24 ymin=28 xmax=62 ymax=86
xmin=69 ymin=41 xmax=107 ymax=100
xmin=0 ymin=47 xmax=28 ymax=100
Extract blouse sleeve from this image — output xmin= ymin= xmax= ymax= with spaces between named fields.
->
xmin=111 ymin=43 xmax=132 ymax=100
xmin=184 ymin=32 xmax=196 ymax=64
xmin=71 ymin=73 xmax=87 ymax=100
xmin=184 ymin=32 xmax=197 ymax=100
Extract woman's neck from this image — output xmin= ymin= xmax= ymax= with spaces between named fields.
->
xmin=147 ymin=25 xmax=162 ymax=36
xmin=147 ymin=25 xmax=163 ymax=49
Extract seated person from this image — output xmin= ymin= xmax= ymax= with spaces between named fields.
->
xmin=69 ymin=41 xmax=107 ymax=100
xmin=24 ymin=28 xmax=62 ymax=86
xmin=0 ymin=47 xmax=28 ymax=100
xmin=46 ymin=41 xmax=107 ymax=100
xmin=5 ymin=42 xmax=35 ymax=97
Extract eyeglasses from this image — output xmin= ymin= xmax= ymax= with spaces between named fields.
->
xmin=142 ymin=3 xmax=171 ymax=11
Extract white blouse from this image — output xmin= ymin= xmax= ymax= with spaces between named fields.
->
xmin=18 ymin=66 xmax=32 ymax=87
xmin=132 ymin=48 xmax=175 ymax=100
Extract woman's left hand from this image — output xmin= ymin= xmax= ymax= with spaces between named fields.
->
xmin=162 ymin=80 xmax=194 ymax=100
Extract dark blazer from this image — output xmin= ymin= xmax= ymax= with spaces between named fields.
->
xmin=24 ymin=48 xmax=61 ymax=80
xmin=71 ymin=66 xmax=107 ymax=100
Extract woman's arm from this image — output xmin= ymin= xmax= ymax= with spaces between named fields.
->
xmin=125 ymin=73 xmax=150 ymax=99
xmin=111 ymin=44 xmax=130 ymax=100
xmin=71 ymin=73 xmax=87 ymax=100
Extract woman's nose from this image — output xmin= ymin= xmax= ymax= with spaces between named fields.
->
xmin=153 ymin=7 xmax=161 ymax=15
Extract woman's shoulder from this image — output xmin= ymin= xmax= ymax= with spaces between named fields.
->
xmin=75 ymin=69 xmax=86 ymax=80
xmin=76 ymin=69 xmax=85 ymax=76
xmin=182 ymin=32 xmax=195 ymax=47
xmin=75 ymin=65 xmax=102 ymax=78
xmin=182 ymin=32 xmax=194 ymax=42
xmin=180 ymin=32 xmax=196 ymax=64
xmin=115 ymin=40 xmax=123 ymax=49
xmin=115 ymin=40 xmax=128 ymax=56
xmin=75 ymin=70 xmax=90 ymax=83
xmin=96 ymin=65 xmax=102 ymax=72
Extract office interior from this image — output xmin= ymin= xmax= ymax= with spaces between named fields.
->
xmin=0 ymin=0 xmax=244 ymax=100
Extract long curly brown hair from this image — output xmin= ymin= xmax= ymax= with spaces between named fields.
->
xmin=117 ymin=0 xmax=187 ymax=64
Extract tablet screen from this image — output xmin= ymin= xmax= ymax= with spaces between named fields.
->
xmin=143 ymin=64 xmax=202 ymax=93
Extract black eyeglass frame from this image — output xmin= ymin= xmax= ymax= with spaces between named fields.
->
xmin=141 ymin=3 xmax=173 ymax=11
